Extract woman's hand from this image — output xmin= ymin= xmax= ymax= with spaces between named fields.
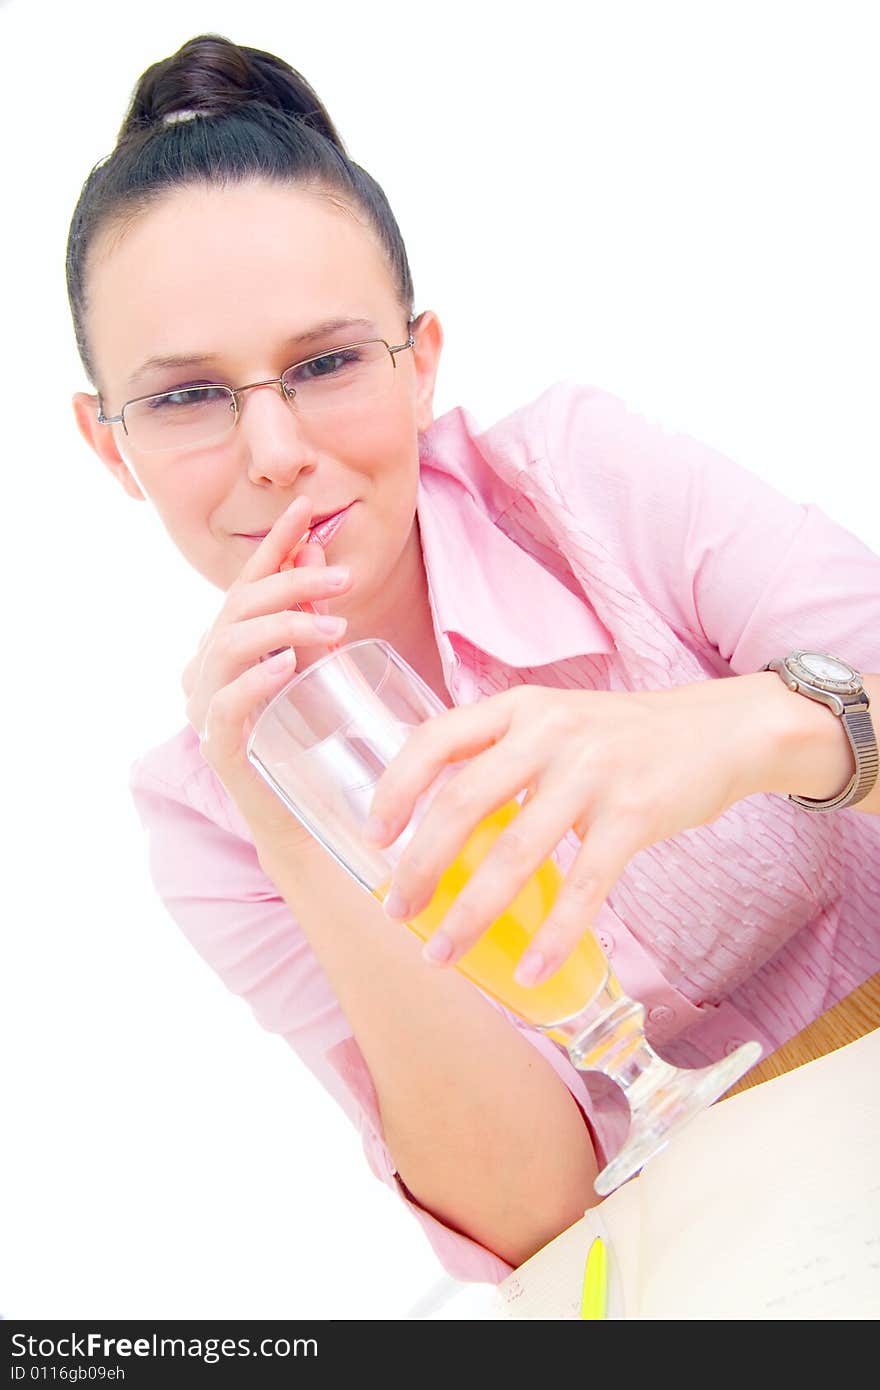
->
xmin=364 ymin=677 xmax=779 ymax=986
xmin=182 ymin=495 xmax=352 ymax=844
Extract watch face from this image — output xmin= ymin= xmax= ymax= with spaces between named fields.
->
xmin=798 ymin=653 xmax=854 ymax=683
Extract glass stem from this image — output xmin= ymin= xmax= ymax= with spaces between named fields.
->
xmin=547 ymin=973 xmax=678 ymax=1103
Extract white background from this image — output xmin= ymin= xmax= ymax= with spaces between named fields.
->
xmin=1 ymin=0 xmax=877 ymax=1321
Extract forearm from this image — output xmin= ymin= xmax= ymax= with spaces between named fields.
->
xmin=254 ymin=829 xmax=599 ymax=1269
xmin=745 ymin=671 xmax=880 ymax=815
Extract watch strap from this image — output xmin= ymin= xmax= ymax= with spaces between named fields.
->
xmin=789 ymin=704 xmax=879 ymax=811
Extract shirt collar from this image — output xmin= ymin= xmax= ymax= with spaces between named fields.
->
xmin=416 ymin=458 xmax=614 ymax=670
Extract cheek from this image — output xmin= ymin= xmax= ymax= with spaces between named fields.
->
xmin=148 ymin=450 xmax=227 ymax=521
xmin=345 ymin=406 xmax=407 ymax=468
xmin=339 ymin=407 xmax=419 ymax=506
xmin=137 ymin=462 xmax=230 ymax=573
xmin=370 ymin=435 xmax=419 ymax=524
xmin=153 ymin=480 xmax=216 ymax=539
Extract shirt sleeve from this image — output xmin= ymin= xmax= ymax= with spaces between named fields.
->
xmin=129 ymin=757 xmax=620 ymax=1285
xmin=539 ymin=382 xmax=880 ymax=673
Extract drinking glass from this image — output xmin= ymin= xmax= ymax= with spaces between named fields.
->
xmin=247 ymin=638 xmax=761 ymax=1195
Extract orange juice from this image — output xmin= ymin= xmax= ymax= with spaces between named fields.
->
xmin=375 ymin=800 xmax=608 ymax=1029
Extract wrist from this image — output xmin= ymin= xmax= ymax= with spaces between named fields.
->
xmin=250 ymin=815 xmax=323 ymax=878
xmin=753 ymin=669 xmax=858 ymax=802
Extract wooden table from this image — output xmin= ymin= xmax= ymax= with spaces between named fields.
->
xmin=724 ymin=970 xmax=880 ymax=1098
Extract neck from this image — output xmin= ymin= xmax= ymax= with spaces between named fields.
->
xmin=302 ymin=516 xmax=453 ymax=710
xmin=361 ymin=517 xmax=453 ymax=709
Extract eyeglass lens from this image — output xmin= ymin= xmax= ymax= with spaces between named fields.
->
xmin=123 ymin=340 xmax=396 ymax=453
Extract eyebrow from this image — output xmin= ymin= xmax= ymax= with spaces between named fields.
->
xmin=124 ymin=317 xmax=380 ymax=391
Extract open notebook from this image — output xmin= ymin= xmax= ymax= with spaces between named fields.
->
xmin=494 ymin=1027 xmax=880 ymax=1319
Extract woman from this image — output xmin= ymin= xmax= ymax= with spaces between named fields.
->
xmin=68 ymin=34 xmax=880 ymax=1282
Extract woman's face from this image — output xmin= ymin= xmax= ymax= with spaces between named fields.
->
xmin=73 ymin=180 xmax=443 ymax=612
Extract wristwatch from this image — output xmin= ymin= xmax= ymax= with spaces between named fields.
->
xmin=763 ymin=651 xmax=878 ymax=811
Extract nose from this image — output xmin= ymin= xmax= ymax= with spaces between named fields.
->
xmin=236 ymin=380 xmax=319 ymax=488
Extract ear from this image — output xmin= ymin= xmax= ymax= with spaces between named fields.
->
xmin=410 ymin=310 xmax=444 ymax=434
xmin=72 ymin=391 xmax=147 ymax=502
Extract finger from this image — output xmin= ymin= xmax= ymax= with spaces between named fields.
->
xmin=292 ymin=540 xmax=327 ymax=569
xmin=238 ymin=495 xmax=314 ymax=585
xmin=365 ymin=695 xmax=516 ymax=846
xmin=288 ymin=540 xmax=333 ymax=616
xmin=412 ymin=790 xmax=582 ymax=971
xmin=201 ymin=648 xmax=299 ymax=759
xmin=279 ymin=537 xmax=325 ymax=573
xmin=226 ymin=562 xmax=352 ymax=622
xmin=181 ymin=627 xmax=211 ymax=699
xmin=188 ymin=608 xmax=348 ymax=737
xmin=512 ymin=815 xmax=639 ymax=987
xmin=381 ymin=736 xmax=548 ymax=925
xmin=204 ymin=608 xmax=348 ymax=687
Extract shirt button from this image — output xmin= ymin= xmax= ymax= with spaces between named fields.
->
xmin=648 ymin=1005 xmax=674 ymax=1025
xmin=724 ymin=1037 xmax=747 ymax=1056
xmin=597 ymin=931 xmax=615 ymax=955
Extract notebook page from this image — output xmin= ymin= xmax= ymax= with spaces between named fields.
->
xmin=635 ymin=1028 xmax=880 ymax=1318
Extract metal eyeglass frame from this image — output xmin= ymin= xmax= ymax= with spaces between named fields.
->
xmin=96 ymin=323 xmax=417 ymax=444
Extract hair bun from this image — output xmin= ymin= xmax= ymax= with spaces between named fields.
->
xmin=118 ymin=32 xmax=344 ymax=150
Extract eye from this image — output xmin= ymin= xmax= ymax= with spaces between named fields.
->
xmin=146 ymin=385 xmax=230 ymax=410
xmin=292 ymin=348 xmax=363 ymax=382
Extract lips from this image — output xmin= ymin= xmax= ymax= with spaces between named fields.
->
xmin=310 ymin=506 xmax=347 ymax=528
xmin=237 ymin=502 xmax=354 ymax=543
xmin=306 ymin=503 xmax=354 ymax=547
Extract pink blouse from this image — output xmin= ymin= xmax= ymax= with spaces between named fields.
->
xmin=129 ymin=382 xmax=880 ymax=1284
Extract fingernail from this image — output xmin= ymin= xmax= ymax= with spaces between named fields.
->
xmin=363 ymin=815 xmax=390 ymax=845
xmin=267 ymin=648 xmax=296 ymax=672
xmin=514 ymin=950 xmax=546 ymax=987
xmin=383 ymin=888 xmax=409 ymax=920
xmin=314 ymin=615 xmax=347 ymax=636
xmin=422 ymin=930 xmax=454 ymax=965
xmin=325 ymin=566 xmax=351 ymax=588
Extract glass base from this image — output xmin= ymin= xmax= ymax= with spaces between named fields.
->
xmin=544 ymin=978 xmax=763 ymax=1197
xmin=591 ymin=1039 xmax=762 ymax=1196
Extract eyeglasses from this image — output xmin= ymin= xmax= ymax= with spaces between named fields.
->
xmin=97 ymin=324 xmax=416 ymax=455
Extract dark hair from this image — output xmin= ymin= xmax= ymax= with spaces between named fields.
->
xmin=66 ymin=33 xmax=415 ymax=389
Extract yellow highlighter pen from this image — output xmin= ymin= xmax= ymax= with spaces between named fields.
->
xmin=580 ymin=1236 xmax=608 ymax=1320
